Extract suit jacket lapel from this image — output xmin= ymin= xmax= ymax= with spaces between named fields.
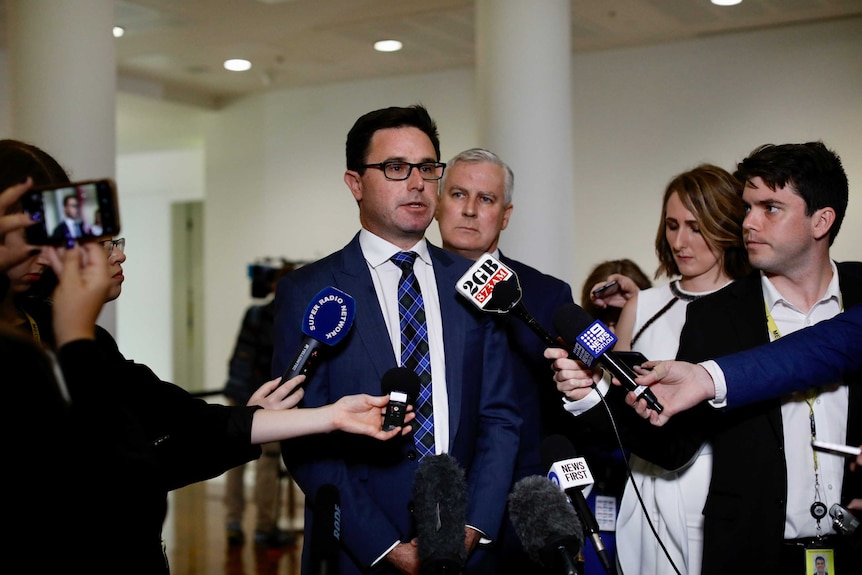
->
xmin=334 ymin=234 xmax=398 ymax=394
xmin=429 ymin=244 xmax=466 ymax=447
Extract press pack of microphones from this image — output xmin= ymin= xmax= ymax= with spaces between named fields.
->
xmin=455 ymin=253 xmax=663 ymax=414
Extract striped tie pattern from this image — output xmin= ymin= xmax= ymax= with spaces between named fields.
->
xmin=390 ymin=251 xmax=435 ymax=458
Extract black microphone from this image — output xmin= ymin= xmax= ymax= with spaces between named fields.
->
xmin=310 ymin=483 xmax=340 ymax=575
xmin=413 ymin=454 xmax=467 ymax=575
xmin=508 ymin=475 xmax=584 ymax=575
xmin=280 ymin=286 xmax=356 ymax=389
xmin=553 ymin=303 xmax=663 ymax=413
xmin=455 ymin=252 xmax=561 ymax=348
xmin=541 ymin=434 xmax=616 ymax=575
xmin=381 ymin=367 xmax=420 ymax=431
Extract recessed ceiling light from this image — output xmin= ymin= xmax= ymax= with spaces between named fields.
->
xmin=374 ymin=40 xmax=403 ymax=53
xmin=224 ymin=59 xmax=253 ymax=72
xmin=113 ymin=26 xmax=125 ymax=38
xmin=711 ymin=0 xmax=742 ymax=6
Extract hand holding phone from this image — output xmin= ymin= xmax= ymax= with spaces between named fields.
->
xmin=592 ymin=280 xmax=620 ymax=298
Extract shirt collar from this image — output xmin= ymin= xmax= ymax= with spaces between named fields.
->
xmin=761 ymin=259 xmax=841 ymax=313
xmin=358 ymin=228 xmax=431 ymax=269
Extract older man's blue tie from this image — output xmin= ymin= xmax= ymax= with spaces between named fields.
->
xmin=390 ymin=251 xmax=435 ymax=458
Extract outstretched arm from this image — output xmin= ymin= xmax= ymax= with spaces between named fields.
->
xmin=250 ymin=394 xmax=413 ymax=444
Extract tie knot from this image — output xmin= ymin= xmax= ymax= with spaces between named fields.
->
xmin=390 ymin=251 xmax=418 ymax=272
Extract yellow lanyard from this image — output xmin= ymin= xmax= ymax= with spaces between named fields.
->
xmin=764 ymin=296 xmax=843 ymax=536
xmin=21 ymin=309 xmax=41 ymax=344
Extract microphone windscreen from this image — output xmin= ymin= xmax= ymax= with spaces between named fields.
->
xmin=552 ymin=303 xmax=594 ymax=344
xmin=508 ymin=475 xmax=584 ymax=565
xmin=413 ymin=454 xmax=467 ymax=573
xmin=381 ymin=367 xmax=421 ymax=403
xmin=486 ymin=277 xmax=522 ymax=312
xmin=541 ymin=434 xmax=580 ymax=470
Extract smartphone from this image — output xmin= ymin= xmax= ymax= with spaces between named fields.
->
xmin=811 ymin=440 xmax=861 ymax=459
xmin=592 ymin=280 xmax=620 ymax=298
xmin=617 ymin=351 xmax=650 ymax=371
xmin=22 ymin=178 xmax=120 ymax=245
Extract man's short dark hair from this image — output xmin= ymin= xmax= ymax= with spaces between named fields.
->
xmin=734 ymin=141 xmax=848 ymax=245
xmin=345 ymin=104 xmax=441 ymax=171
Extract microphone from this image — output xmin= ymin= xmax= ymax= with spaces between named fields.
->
xmin=310 ymin=483 xmax=340 ymax=575
xmin=552 ymin=303 xmax=663 ymax=413
xmin=381 ymin=367 xmax=420 ymax=431
xmin=412 ymin=454 xmax=467 ymax=575
xmin=508 ymin=475 xmax=584 ymax=575
xmin=280 ymin=286 xmax=356 ymax=388
xmin=455 ymin=252 xmax=560 ymax=347
xmin=541 ymin=434 xmax=616 ymax=575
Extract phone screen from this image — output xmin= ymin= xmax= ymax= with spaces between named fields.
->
xmin=22 ymin=179 xmax=120 ymax=245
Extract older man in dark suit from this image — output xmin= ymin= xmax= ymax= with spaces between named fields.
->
xmin=435 ymin=147 xmax=580 ymax=573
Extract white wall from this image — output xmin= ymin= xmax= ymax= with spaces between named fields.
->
xmin=114 ymin=148 xmax=205 ymax=380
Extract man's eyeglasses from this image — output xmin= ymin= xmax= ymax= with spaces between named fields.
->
xmin=360 ymin=161 xmax=446 ymax=181
xmin=100 ymin=238 xmax=125 ymax=255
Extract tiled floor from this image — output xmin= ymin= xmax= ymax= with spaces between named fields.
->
xmin=164 ymin=470 xmax=305 ymax=575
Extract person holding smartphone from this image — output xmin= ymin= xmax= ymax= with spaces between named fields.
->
xmin=546 ymin=164 xmax=751 ymax=575
xmin=1 ymin=138 xmax=415 ymax=574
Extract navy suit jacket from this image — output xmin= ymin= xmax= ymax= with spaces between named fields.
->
xmin=633 ymin=263 xmax=862 ymax=574
xmin=273 ymin=233 xmax=521 ymax=574
xmin=718 ymin=304 xmax=862 ymax=408
xmin=499 ymin=253 xmax=575 ymax=478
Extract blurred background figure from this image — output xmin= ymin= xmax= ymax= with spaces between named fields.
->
xmin=580 ymin=258 xmax=652 ymax=331
xmin=223 ymin=259 xmax=300 ymax=548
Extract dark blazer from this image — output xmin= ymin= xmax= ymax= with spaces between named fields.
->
xmin=274 ymin=234 xmax=522 ymax=575
xmin=718 ymin=304 xmax=862 ymax=407
xmin=644 ymin=263 xmax=862 ymax=574
xmin=500 ymin=253 xmax=575 ymax=478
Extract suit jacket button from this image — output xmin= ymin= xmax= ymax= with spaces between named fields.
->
xmin=407 ymin=451 xmax=416 ymax=461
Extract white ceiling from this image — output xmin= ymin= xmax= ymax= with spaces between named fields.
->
xmin=2 ymin=0 xmax=861 ymax=109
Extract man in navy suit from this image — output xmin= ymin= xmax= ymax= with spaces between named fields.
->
xmin=274 ymin=107 xmax=521 ymax=575
xmin=435 ymin=147 xmax=579 ymax=572
xmin=625 ymin=304 xmax=862 ymax=422
xmin=629 ymin=142 xmax=861 ymax=574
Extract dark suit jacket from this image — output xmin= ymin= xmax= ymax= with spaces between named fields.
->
xmin=499 ymin=253 xmax=575 ymax=478
xmin=639 ymin=263 xmax=862 ymax=574
xmin=718 ymin=304 xmax=862 ymax=407
xmin=274 ymin=234 xmax=522 ymax=575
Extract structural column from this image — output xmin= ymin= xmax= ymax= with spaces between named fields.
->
xmin=7 ymin=0 xmax=117 ymax=332
xmin=475 ymin=0 xmax=575 ymax=284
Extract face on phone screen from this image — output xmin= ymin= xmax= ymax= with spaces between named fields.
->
xmin=22 ymin=179 xmax=120 ymax=245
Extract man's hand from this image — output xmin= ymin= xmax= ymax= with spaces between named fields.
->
xmin=623 ymin=360 xmax=716 ymax=426
xmin=386 ymin=540 xmax=420 ymax=575
xmin=544 ymin=347 xmax=600 ymax=401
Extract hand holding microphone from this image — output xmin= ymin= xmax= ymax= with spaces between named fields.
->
xmin=455 ymin=252 xmax=562 ymax=348
xmin=279 ymin=286 xmax=356 ymax=391
xmin=552 ymin=303 xmax=663 ymax=413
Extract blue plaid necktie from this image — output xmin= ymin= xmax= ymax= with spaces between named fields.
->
xmin=390 ymin=251 xmax=435 ymax=458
